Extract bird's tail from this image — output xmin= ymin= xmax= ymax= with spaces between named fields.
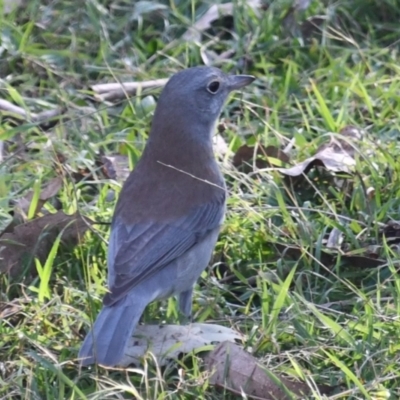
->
xmin=78 ymin=294 xmax=147 ymax=367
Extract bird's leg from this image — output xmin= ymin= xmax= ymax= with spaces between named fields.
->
xmin=178 ymin=287 xmax=194 ymax=323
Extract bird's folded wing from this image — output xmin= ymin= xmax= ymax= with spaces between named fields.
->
xmin=103 ymin=199 xmax=225 ymax=306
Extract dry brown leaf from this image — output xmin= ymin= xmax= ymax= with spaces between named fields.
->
xmin=0 ymin=211 xmax=92 ymax=277
xmin=14 ymin=177 xmax=63 ymax=220
xmin=0 ymin=298 xmax=28 ymax=319
xmin=233 ymin=144 xmax=290 ymax=172
xmin=382 ymin=220 xmax=400 ymax=238
xmin=317 ymin=125 xmax=363 ymax=157
xmin=119 ymin=323 xmax=242 ymax=367
xmin=380 ymin=220 xmax=400 ymax=245
xmin=100 ymin=155 xmax=130 ymax=182
xmin=279 ymin=147 xmax=355 ymax=176
xmin=278 ymin=126 xmax=363 ymax=177
xmin=205 ymin=341 xmax=333 ymax=399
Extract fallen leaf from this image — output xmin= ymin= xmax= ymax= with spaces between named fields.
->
xmin=71 ymin=167 xmax=93 ymax=183
xmin=233 ymin=144 xmax=290 ymax=172
xmin=316 ymin=125 xmax=363 ymax=157
xmin=278 ymin=126 xmax=363 ymax=177
xmin=279 ymin=146 xmax=355 ymax=176
xmin=380 ymin=220 xmax=400 ymax=244
xmin=119 ymin=323 xmax=242 ymax=367
xmin=14 ymin=177 xmax=63 ymax=220
xmin=0 ymin=211 xmax=92 ymax=277
xmin=0 ymin=298 xmax=28 ymax=319
xmin=100 ymin=155 xmax=130 ymax=182
xmin=205 ymin=341 xmax=333 ymax=399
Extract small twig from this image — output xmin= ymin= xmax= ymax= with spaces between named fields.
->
xmin=0 ymin=99 xmax=37 ymax=119
xmin=91 ymin=79 xmax=168 ymax=101
xmin=92 ymin=79 xmax=168 ymax=94
xmin=34 ymin=107 xmax=67 ymax=123
xmin=0 ymin=98 xmax=67 ymax=130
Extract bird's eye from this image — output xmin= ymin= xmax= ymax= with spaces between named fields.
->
xmin=207 ymin=80 xmax=220 ymax=94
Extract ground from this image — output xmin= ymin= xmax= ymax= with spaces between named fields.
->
xmin=1 ymin=0 xmax=400 ymax=399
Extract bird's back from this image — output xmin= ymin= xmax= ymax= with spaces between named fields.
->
xmin=114 ymin=141 xmax=226 ymax=226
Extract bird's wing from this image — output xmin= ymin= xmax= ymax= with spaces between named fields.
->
xmin=103 ymin=197 xmax=225 ymax=306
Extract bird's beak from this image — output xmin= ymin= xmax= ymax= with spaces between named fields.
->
xmin=227 ymin=74 xmax=255 ymax=91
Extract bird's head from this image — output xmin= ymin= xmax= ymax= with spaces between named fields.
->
xmin=150 ymin=66 xmax=255 ymax=141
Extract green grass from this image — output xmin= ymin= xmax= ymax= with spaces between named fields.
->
xmin=1 ymin=0 xmax=400 ymax=398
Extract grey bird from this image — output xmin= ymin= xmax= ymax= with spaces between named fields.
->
xmin=79 ymin=66 xmax=254 ymax=367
